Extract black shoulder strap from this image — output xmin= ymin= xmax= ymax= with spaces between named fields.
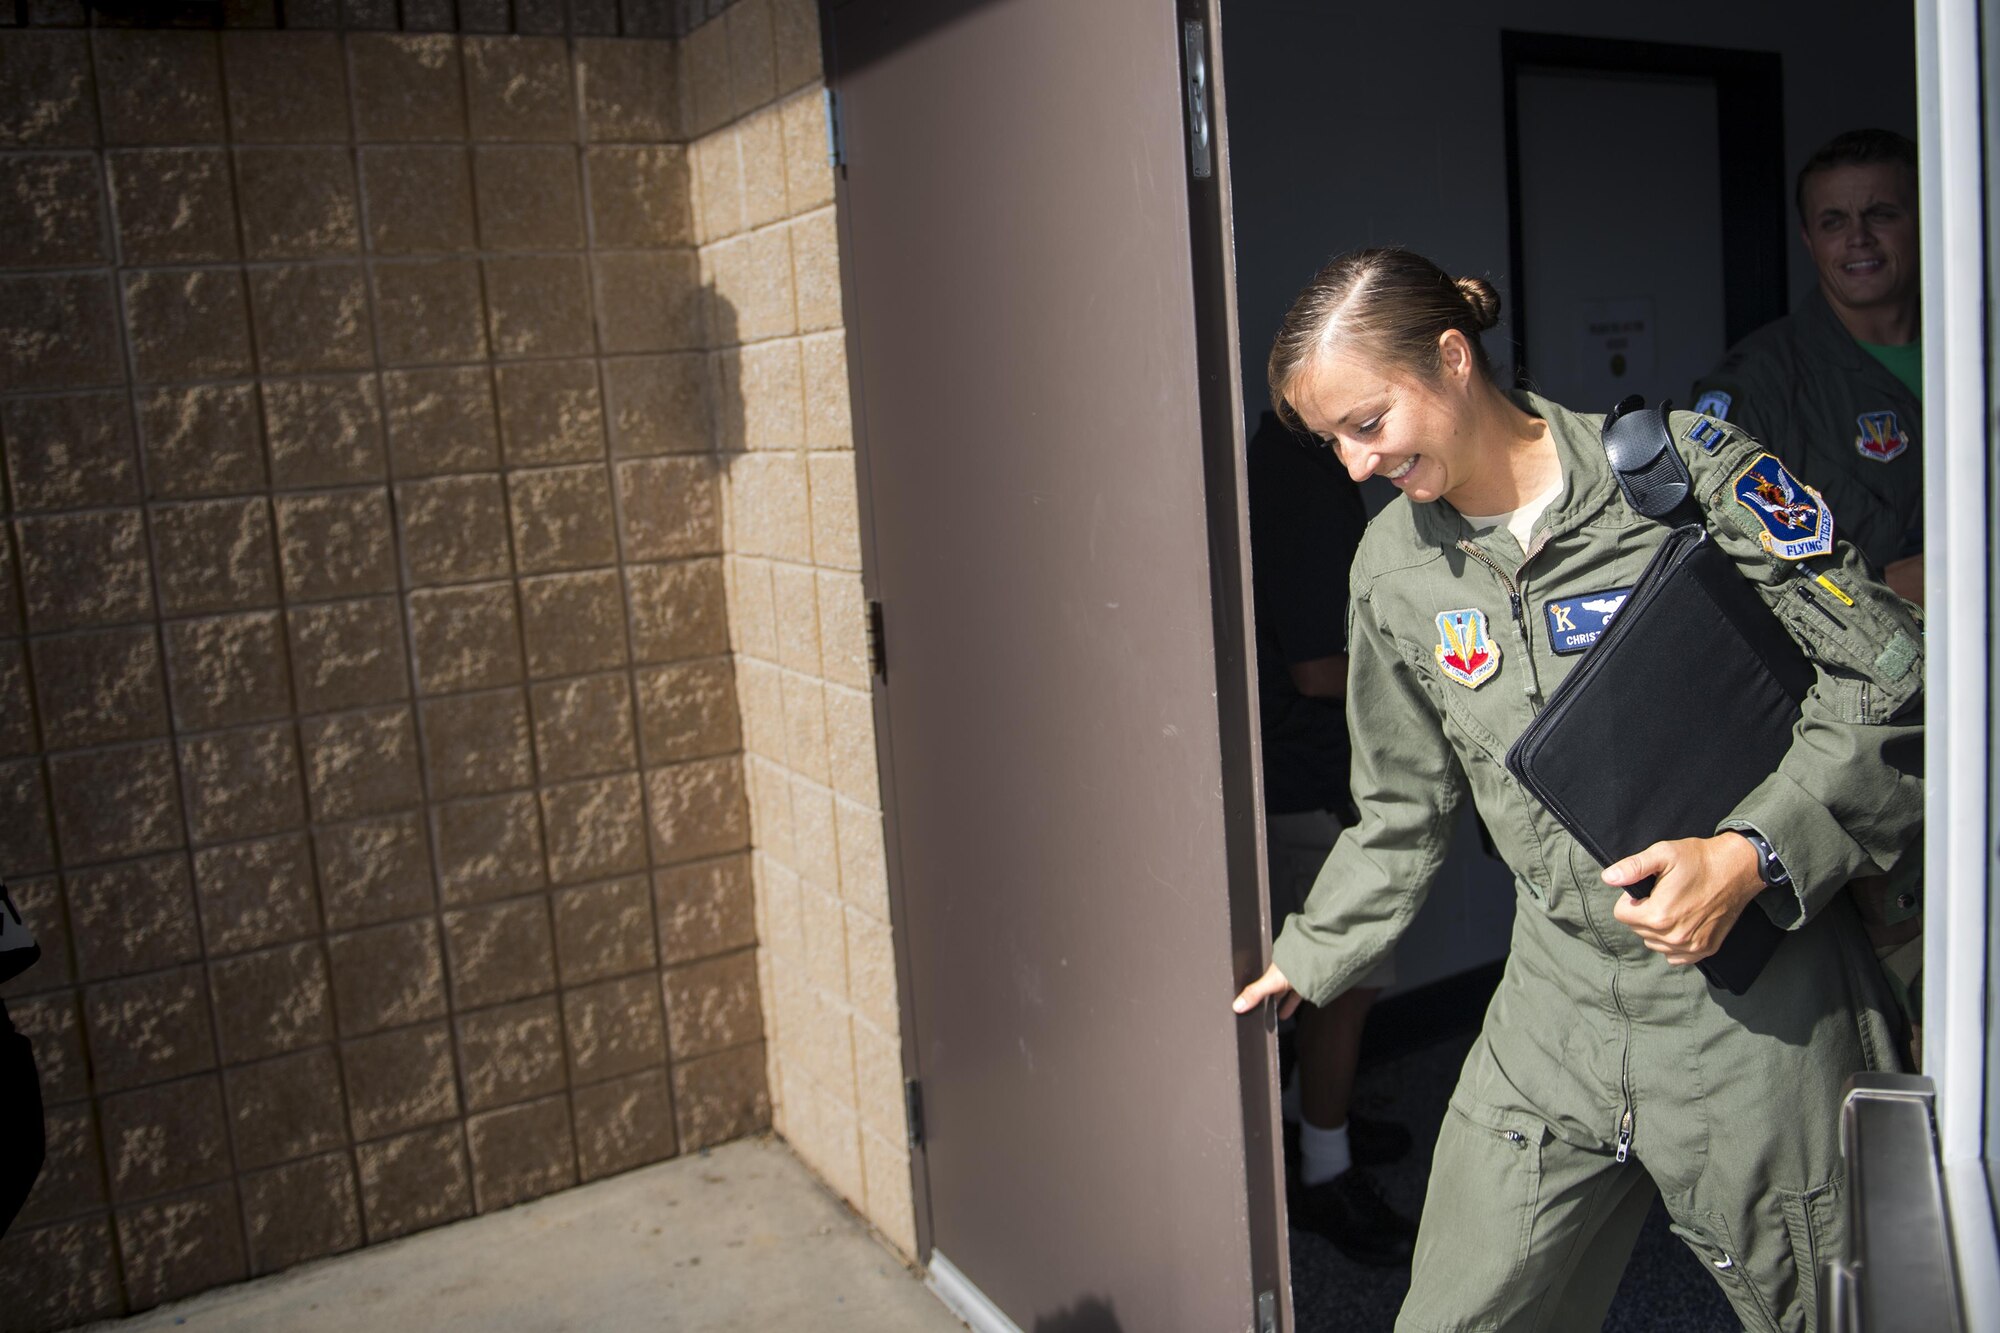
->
xmin=1601 ymin=395 xmax=1704 ymax=529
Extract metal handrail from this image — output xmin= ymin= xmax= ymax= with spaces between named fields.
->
xmin=1821 ymin=1073 xmax=1963 ymax=1332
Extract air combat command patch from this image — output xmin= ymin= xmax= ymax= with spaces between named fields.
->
xmin=1435 ymin=608 xmax=1501 ymax=689
xmin=1543 ymin=587 xmax=1632 ymax=655
xmin=1854 ymin=409 xmax=1911 ymax=463
xmin=1731 ymin=453 xmax=1835 ymax=560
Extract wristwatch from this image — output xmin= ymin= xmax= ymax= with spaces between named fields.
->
xmin=1739 ymin=829 xmax=1791 ymax=889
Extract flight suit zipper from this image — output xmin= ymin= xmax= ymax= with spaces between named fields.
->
xmin=1571 ymin=835 xmax=1639 ymax=1166
xmin=1455 ymin=536 xmax=1548 ymax=705
xmin=1466 ymin=524 xmax=1636 ymax=1161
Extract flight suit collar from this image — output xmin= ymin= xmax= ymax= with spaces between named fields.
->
xmin=1797 ymin=286 xmax=1917 ymax=409
xmin=1407 ymin=389 xmax=1620 ymax=555
xmin=1797 ymin=285 xmax=1874 ymax=373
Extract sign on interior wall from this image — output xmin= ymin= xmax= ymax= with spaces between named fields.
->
xmin=1576 ymin=297 xmax=1655 ymax=393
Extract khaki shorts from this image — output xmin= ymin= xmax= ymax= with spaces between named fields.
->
xmin=1266 ymin=808 xmax=1396 ymax=991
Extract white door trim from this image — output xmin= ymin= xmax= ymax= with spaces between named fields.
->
xmin=1917 ymin=0 xmax=2000 ymax=1322
xmin=927 ymin=1251 xmax=1026 ymax=1333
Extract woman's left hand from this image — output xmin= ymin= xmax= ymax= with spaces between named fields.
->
xmin=1604 ymin=834 xmax=1766 ymax=966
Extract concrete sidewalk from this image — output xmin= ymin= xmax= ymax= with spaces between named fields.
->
xmin=85 ymin=1137 xmax=966 ymax=1333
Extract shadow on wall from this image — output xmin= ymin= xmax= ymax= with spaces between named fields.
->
xmin=1032 ymin=1295 xmax=1125 ymax=1333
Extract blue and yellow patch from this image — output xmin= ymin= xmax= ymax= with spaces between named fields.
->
xmin=1731 ymin=453 xmax=1834 ymax=561
xmin=1543 ymin=587 xmax=1632 ymax=655
xmin=1692 ymin=390 xmax=1732 ymax=420
xmin=1434 ymin=608 xmax=1501 ymax=689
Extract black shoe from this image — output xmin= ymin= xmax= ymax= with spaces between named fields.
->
xmin=1348 ymin=1112 xmax=1413 ymax=1167
xmin=1287 ymin=1167 xmax=1418 ymax=1268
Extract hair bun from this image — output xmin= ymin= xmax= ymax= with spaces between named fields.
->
xmin=1455 ymin=276 xmax=1502 ymax=332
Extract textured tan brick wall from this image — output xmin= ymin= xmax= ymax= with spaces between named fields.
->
xmin=684 ymin=0 xmax=916 ymax=1261
xmin=0 ymin=21 xmax=784 ymax=1328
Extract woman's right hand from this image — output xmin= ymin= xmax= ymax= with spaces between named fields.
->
xmin=1232 ymin=962 xmax=1301 ymax=1020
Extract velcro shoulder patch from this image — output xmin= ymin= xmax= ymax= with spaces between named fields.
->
xmin=1692 ymin=390 xmax=1733 ymax=420
xmin=1874 ymin=631 xmax=1918 ymax=682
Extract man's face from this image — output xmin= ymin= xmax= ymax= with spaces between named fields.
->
xmin=1799 ymin=162 xmax=1920 ymax=317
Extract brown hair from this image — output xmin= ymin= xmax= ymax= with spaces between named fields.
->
xmin=1795 ymin=128 xmax=1918 ymax=220
xmin=1267 ymin=248 xmax=1502 ymax=430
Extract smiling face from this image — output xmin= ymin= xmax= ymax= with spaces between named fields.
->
xmin=1284 ymin=334 xmax=1480 ymax=505
xmin=1799 ymin=161 xmax=1919 ymax=320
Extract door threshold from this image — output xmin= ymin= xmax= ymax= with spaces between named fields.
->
xmin=927 ymin=1251 xmax=1025 ymax=1333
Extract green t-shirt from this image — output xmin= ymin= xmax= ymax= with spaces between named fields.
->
xmin=1858 ymin=338 xmax=1923 ymax=399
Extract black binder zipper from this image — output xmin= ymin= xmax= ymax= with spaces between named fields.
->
xmin=1457 ymin=537 xmax=1548 ymax=706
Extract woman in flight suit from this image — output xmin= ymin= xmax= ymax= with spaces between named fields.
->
xmin=1231 ymin=248 xmax=1923 ymax=1332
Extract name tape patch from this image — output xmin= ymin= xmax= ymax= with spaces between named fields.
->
xmin=1731 ymin=452 xmax=1835 ymax=561
xmin=1543 ymin=587 xmax=1633 ymax=655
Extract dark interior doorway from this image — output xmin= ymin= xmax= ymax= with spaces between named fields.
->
xmin=1222 ymin=3 xmax=1918 ymax=1329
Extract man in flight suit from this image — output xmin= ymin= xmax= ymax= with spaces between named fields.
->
xmin=1691 ymin=129 xmax=1923 ymax=605
xmin=1691 ymin=128 xmax=1925 ymax=1031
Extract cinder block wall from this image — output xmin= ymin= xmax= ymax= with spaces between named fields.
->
xmin=684 ymin=0 xmax=915 ymax=1260
xmin=0 ymin=9 xmax=813 ymax=1326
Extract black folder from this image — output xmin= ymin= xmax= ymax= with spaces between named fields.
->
xmin=1503 ymin=522 xmax=1811 ymax=994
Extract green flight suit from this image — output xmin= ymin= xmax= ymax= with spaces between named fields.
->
xmin=1270 ymin=391 xmax=1923 ymax=1333
xmin=1690 ymin=288 xmax=1923 ymax=574
xmin=1691 ymin=288 xmax=1925 ymax=1019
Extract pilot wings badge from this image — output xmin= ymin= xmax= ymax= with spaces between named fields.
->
xmin=1434 ymin=608 xmax=1501 ymax=689
xmin=1731 ymin=453 xmax=1835 ymax=561
xmin=1854 ymin=410 xmax=1910 ymax=463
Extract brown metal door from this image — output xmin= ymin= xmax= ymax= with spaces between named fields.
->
xmin=825 ymin=3 xmax=1286 ymax=1330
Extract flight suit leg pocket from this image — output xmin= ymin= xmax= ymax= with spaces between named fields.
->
xmin=1667 ymin=1209 xmax=1798 ymax=1333
xmin=1399 ymin=1101 xmax=1549 ymax=1332
xmin=1780 ymin=1179 xmax=1842 ymax=1332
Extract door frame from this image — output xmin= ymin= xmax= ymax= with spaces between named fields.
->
xmin=1180 ymin=2 xmax=1294 ymax=1323
xmin=1918 ymin=0 xmax=2000 ymax=1320
xmin=1500 ymin=32 xmax=1787 ymax=388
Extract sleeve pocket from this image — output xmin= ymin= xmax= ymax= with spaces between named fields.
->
xmin=1772 ymin=580 xmax=1921 ymax=723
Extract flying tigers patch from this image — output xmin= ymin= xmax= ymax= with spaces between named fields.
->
xmin=1731 ymin=453 xmax=1835 ymax=561
xmin=1543 ymin=587 xmax=1632 ymax=655
xmin=1434 ymin=608 xmax=1501 ymax=689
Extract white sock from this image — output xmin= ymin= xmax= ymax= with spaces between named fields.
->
xmin=1299 ymin=1119 xmax=1351 ymax=1186
xmin=1280 ymin=1066 xmax=1301 ymax=1124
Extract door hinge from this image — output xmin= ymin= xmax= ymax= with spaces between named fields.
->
xmin=1256 ymin=1290 xmax=1276 ymax=1333
xmin=824 ymin=88 xmax=845 ymax=170
xmin=866 ymin=599 xmax=887 ymax=679
xmin=1182 ymin=19 xmax=1213 ymax=180
xmin=904 ymin=1077 xmax=924 ymax=1148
